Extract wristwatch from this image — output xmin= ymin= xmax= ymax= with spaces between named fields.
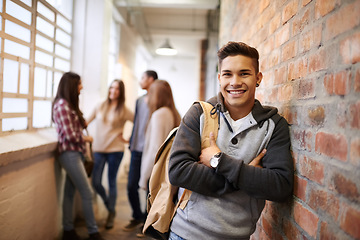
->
xmin=210 ymin=152 xmax=221 ymax=168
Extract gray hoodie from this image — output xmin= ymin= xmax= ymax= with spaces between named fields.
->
xmin=169 ymin=94 xmax=293 ymax=240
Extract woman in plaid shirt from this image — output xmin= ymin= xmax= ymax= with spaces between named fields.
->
xmin=53 ymin=72 xmax=104 ymax=240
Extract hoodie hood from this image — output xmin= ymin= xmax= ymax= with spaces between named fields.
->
xmin=207 ymin=92 xmax=278 ymax=128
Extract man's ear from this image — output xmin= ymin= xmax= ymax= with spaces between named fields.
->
xmin=217 ymin=72 xmax=221 ymax=83
xmin=256 ymin=72 xmax=263 ymax=86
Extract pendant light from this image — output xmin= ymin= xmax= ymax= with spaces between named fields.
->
xmin=155 ymin=39 xmax=178 ymax=56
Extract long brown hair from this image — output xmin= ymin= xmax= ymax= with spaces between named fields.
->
xmin=147 ymin=80 xmax=180 ymax=128
xmin=52 ymin=72 xmax=86 ymax=127
xmin=101 ymin=79 xmax=125 ymax=126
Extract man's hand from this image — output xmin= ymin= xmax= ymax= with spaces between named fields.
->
xmin=249 ymin=149 xmax=266 ymax=168
xmin=199 ymin=132 xmax=221 ymax=168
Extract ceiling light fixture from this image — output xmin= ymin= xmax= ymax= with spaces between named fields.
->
xmin=155 ymin=39 xmax=177 ymax=56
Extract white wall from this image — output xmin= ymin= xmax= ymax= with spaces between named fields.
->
xmin=148 ymin=55 xmax=200 ymax=117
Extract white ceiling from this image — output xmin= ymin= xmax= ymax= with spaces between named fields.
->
xmin=114 ymin=0 xmax=220 ymax=57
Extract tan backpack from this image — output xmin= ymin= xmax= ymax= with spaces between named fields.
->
xmin=142 ymin=101 xmax=219 ymax=239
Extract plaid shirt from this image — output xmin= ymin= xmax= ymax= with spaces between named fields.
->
xmin=53 ymin=98 xmax=86 ymax=154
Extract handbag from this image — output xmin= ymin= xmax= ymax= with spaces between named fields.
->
xmin=83 ymin=129 xmax=94 ymax=177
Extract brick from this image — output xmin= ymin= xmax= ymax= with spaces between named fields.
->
xmin=288 ymin=57 xmax=308 ymax=80
xmin=355 ymin=68 xmax=360 ymax=92
xmin=268 ymin=49 xmax=280 ymax=68
xmin=315 ymin=0 xmax=338 ymax=18
xmin=350 ymin=138 xmax=360 ymax=165
xmin=269 ymin=13 xmax=281 ymax=35
xmin=275 ymin=24 xmax=290 ymax=47
xmin=262 ymin=37 xmax=274 ymax=55
xmin=315 ymin=132 xmax=347 ymax=161
xmin=308 ymin=188 xmax=339 ymax=220
xmin=281 ymin=106 xmax=297 ymax=125
xmin=325 ymin=1 xmax=360 ymax=41
xmin=324 ymin=73 xmax=334 ymax=95
xmin=309 ymin=48 xmax=326 ymax=73
xmin=334 ymin=70 xmax=350 ymax=96
xmin=259 ymin=0 xmax=270 ymax=14
xmin=294 ymin=201 xmax=319 ymax=237
xmin=282 ymin=40 xmax=297 ymax=61
xmin=258 ymin=4 xmax=275 ymax=30
xmin=274 ymin=65 xmax=287 ymax=84
xmin=292 ymin=129 xmax=306 ymax=150
xmin=278 ymin=84 xmax=293 ymax=102
xmin=294 ymin=175 xmax=307 ymax=201
xmin=302 ymin=0 xmax=312 ymax=6
xmin=340 ymin=205 xmax=360 ymax=239
xmin=268 ymin=87 xmax=278 ymax=103
xmin=298 ymin=78 xmax=315 ymax=99
xmin=350 ymin=101 xmax=360 ymax=129
xmin=283 ymin=219 xmax=302 ymax=240
xmin=333 ymin=172 xmax=359 ymax=200
xmin=299 ymin=156 xmax=324 ymax=184
xmin=282 ymin=0 xmax=298 ymax=24
xmin=299 ymin=25 xmax=322 ymax=53
xmin=320 ymin=222 xmax=340 ymax=240
xmin=340 ymin=32 xmax=360 ymax=64
xmin=308 ymin=106 xmax=325 ymax=126
xmin=292 ymin=7 xmax=311 ymax=36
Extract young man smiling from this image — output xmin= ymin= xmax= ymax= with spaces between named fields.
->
xmin=168 ymin=41 xmax=293 ymax=240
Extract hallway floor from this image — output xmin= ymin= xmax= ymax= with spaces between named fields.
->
xmin=73 ymin=170 xmax=153 ymax=240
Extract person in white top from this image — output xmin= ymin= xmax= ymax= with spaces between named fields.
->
xmin=87 ymin=80 xmax=134 ymax=229
xmin=138 ymin=80 xmax=181 ymax=191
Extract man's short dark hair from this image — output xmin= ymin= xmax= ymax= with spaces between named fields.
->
xmin=145 ymin=70 xmax=158 ymax=80
xmin=217 ymin=42 xmax=260 ymax=73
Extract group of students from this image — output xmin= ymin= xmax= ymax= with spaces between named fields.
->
xmin=52 ymin=41 xmax=293 ymax=240
xmin=53 ymin=69 xmax=179 ymax=239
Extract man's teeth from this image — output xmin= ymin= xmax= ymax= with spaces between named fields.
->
xmin=228 ymin=90 xmax=245 ymax=94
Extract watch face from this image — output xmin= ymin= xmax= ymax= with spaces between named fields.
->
xmin=210 ymin=157 xmax=219 ymax=168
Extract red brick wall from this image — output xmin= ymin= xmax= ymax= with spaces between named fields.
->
xmin=219 ymin=0 xmax=360 ymax=239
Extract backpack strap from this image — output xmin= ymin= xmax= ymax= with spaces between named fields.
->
xmin=198 ymin=101 xmax=219 ymax=149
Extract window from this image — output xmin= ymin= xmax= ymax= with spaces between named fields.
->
xmin=0 ymin=0 xmax=73 ymax=133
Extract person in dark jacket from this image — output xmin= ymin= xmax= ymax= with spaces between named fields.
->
xmin=123 ymin=70 xmax=158 ymax=232
xmin=168 ymin=41 xmax=294 ymax=240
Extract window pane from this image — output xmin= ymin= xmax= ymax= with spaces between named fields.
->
xmin=20 ymin=63 xmax=29 ymax=94
xmin=54 ymin=58 xmax=70 ymax=72
xmin=53 ymin=72 xmax=62 ymax=96
xmin=5 ymin=20 xmax=31 ymax=42
xmin=56 ymin=28 xmax=71 ymax=47
xmin=55 ymin=44 xmax=70 ymax=59
xmin=35 ymin=50 xmax=53 ymax=67
xmin=33 ymin=100 xmax=52 ymax=128
xmin=4 ymin=39 xmax=30 ymax=59
xmin=37 ymin=17 xmax=55 ymax=38
xmin=46 ymin=71 xmax=53 ymax=97
xmin=36 ymin=34 xmax=54 ymax=52
xmin=3 ymin=59 xmax=18 ymax=93
xmin=3 ymin=98 xmax=28 ymax=113
xmin=37 ymin=2 xmax=55 ymax=22
xmin=34 ymin=67 xmax=46 ymax=97
xmin=2 ymin=117 xmax=28 ymax=131
xmin=0 ymin=0 xmax=2 ymax=12
xmin=6 ymin=0 xmax=32 ymax=25
xmin=57 ymin=14 xmax=72 ymax=33
xmin=47 ymin=0 xmax=73 ymax=20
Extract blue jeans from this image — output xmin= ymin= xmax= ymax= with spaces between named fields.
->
xmin=91 ymin=152 xmax=123 ymax=213
xmin=169 ymin=231 xmax=185 ymax=240
xmin=127 ymin=150 xmax=145 ymax=220
xmin=58 ymin=151 xmax=98 ymax=234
